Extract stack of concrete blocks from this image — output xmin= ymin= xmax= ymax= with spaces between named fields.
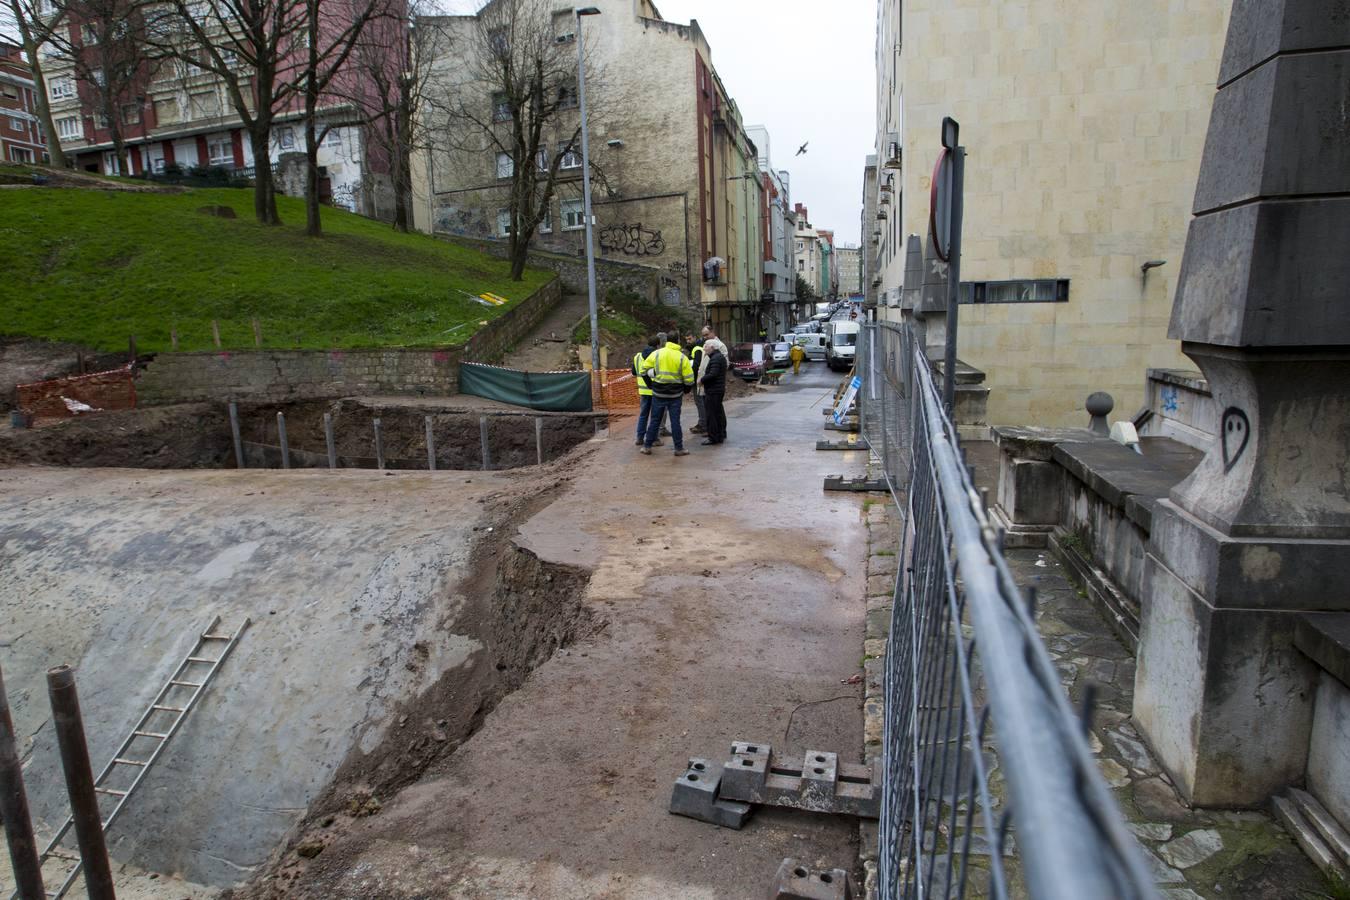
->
xmin=1132 ymin=0 xmax=1350 ymax=869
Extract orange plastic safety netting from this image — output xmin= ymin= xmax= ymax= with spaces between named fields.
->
xmin=591 ymin=369 xmax=643 ymax=412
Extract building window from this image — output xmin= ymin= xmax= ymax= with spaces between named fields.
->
xmin=188 ymin=91 xmax=220 ymax=118
xmin=9 ymin=115 xmax=23 ymax=131
xmin=325 ymin=128 xmax=341 ymax=147
xmin=207 ymin=136 xmax=233 ymax=166
xmin=556 ymin=81 xmax=577 ymax=110
xmin=535 ymin=148 xmax=549 ymax=172
xmin=492 ymin=92 xmax=511 ymax=122
xmin=797 ymin=259 xmax=805 ymax=272
xmin=50 ymin=76 xmax=75 ymax=100
xmin=796 ymin=240 xmax=803 ymax=252
xmin=121 ymin=104 xmax=140 ymax=125
xmin=958 ymin=279 xmax=1070 ymax=304
xmin=153 ymin=98 xmax=179 ymax=125
xmin=9 ymin=146 xmax=34 ymax=163
xmin=538 ymin=206 xmax=552 ymax=234
xmin=81 ymin=24 xmax=98 ymax=45
xmin=558 ymin=144 xmax=580 ymax=169
xmin=561 ymin=198 xmax=584 ymax=230
xmin=56 ymin=116 xmax=81 ymax=139
xmin=497 ymin=208 xmax=512 ymax=237
xmin=495 ymin=151 xmax=513 ymax=179
xmin=276 ymin=126 xmax=295 ymax=150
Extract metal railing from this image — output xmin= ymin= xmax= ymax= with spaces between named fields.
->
xmin=857 ymin=321 xmax=1156 ymax=899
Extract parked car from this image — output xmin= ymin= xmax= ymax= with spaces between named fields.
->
xmin=769 ymin=342 xmax=792 ymax=368
xmin=825 ymin=320 xmax=860 ymax=371
xmin=729 ymin=343 xmax=765 ymax=381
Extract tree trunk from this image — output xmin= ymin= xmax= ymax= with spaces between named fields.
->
xmin=509 ymin=242 xmax=528 ymax=281
xmin=8 ymin=6 xmax=67 ymax=168
xmin=249 ymin=127 xmax=280 ymax=225
xmin=303 ymin=101 xmax=320 ymax=236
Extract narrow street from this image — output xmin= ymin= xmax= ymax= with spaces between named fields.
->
xmin=282 ymin=363 xmax=872 ymax=898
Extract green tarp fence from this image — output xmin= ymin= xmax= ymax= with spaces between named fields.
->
xmin=459 ymin=362 xmax=593 ymax=412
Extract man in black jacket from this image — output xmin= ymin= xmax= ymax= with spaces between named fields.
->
xmin=699 ymin=342 xmax=728 ymax=445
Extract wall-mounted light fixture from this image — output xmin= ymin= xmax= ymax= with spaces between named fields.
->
xmin=1140 ymin=259 xmax=1167 ymax=273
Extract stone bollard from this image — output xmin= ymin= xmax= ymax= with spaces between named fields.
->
xmin=1086 ymin=392 xmax=1113 ymax=436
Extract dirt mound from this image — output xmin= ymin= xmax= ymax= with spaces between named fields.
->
xmin=0 ymin=403 xmax=232 ymax=467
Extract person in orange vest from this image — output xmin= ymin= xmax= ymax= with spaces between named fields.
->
xmin=638 ymin=332 xmax=694 ymax=456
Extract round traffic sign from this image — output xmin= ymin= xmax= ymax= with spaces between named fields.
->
xmin=929 ymin=147 xmax=953 ymax=262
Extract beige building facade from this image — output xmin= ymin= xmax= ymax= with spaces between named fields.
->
xmin=872 ymin=0 xmax=1231 ymax=427
xmin=415 ymin=0 xmax=766 ymax=340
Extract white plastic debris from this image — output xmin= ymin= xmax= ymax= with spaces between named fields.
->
xmin=61 ymin=397 xmax=98 ymax=414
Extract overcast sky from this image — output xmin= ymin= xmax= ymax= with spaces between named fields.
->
xmin=441 ymin=0 xmax=877 ymax=244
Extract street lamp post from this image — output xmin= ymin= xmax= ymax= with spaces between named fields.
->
xmin=575 ymin=7 xmax=602 ymax=376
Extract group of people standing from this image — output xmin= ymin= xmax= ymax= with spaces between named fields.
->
xmin=632 ymin=325 xmax=729 ymax=456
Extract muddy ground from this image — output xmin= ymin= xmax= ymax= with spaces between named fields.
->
xmin=0 ymin=398 xmax=599 ymax=471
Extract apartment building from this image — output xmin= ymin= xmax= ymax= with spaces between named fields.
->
xmin=416 ymin=0 xmax=768 ymax=342
xmin=38 ymin=9 xmax=388 ymax=214
xmin=836 ymin=245 xmax=861 ymax=298
xmin=747 ymin=124 xmax=797 ymax=336
xmin=871 ymin=0 xmax=1230 ymax=426
xmin=793 ymin=203 xmax=833 ymax=302
xmin=0 ymin=41 xmax=49 ymax=163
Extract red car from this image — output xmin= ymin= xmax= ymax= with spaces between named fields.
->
xmin=729 ymin=343 xmax=766 ymax=381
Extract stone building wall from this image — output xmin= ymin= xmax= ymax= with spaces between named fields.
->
xmin=874 ymin=0 xmax=1231 ymax=427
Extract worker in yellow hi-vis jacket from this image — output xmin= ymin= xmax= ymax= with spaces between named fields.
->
xmin=639 ymin=331 xmax=695 ymax=456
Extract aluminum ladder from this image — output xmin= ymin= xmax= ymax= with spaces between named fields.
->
xmin=20 ymin=616 xmax=250 ymax=900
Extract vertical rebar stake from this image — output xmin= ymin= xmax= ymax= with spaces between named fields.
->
xmin=0 ymin=664 xmax=44 ymax=900
xmin=374 ymin=417 xmax=385 ymax=471
xmin=46 ymin=666 xmax=116 ymax=900
xmin=425 ymin=416 xmax=437 ymax=471
xmin=228 ymin=401 xmax=244 ymax=469
xmin=276 ymin=411 xmax=290 ymax=470
xmin=324 ymin=413 xmax=337 ymax=469
xmin=535 ymin=416 xmax=544 ymax=466
xmin=480 ymin=416 xmax=491 ymax=471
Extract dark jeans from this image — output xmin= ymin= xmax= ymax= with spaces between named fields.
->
xmin=645 ymin=394 xmax=683 ymax=449
xmin=705 ymin=391 xmax=726 ymax=443
xmin=635 ymin=395 xmax=667 ymax=442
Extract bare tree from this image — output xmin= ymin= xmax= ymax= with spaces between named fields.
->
xmin=142 ymin=0 xmax=310 ymax=224
xmin=297 ymin=0 xmax=388 ymax=236
xmin=57 ymin=0 xmax=151 ymax=174
xmin=425 ymin=0 xmax=609 ymax=281
xmin=332 ymin=0 xmax=440 ymax=232
xmin=4 ymin=0 xmax=69 ymax=166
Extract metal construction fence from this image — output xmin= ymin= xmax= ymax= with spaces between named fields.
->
xmin=856 ymin=321 xmax=1155 ymax=899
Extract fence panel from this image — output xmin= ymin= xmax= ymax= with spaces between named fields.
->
xmin=15 ymin=365 xmax=137 ymax=421
xmin=862 ymin=321 xmax=1155 ymax=900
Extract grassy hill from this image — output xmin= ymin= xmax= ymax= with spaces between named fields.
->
xmin=0 ymin=173 xmax=553 ymax=352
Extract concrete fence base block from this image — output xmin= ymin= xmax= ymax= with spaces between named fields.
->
xmin=815 ymin=439 xmax=870 ymax=452
xmin=823 ymin=475 xmax=888 ymax=493
xmin=668 ymin=758 xmax=752 ymax=830
xmin=720 ymin=742 xmax=879 ymax=819
xmin=769 ymin=858 xmax=854 ymax=900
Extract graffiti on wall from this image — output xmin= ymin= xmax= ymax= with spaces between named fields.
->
xmin=599 ymin=222 xmax=666 ymax=257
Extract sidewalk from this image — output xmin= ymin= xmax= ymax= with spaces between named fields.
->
xmin=279 ymin=365 xmax=873 ymax=898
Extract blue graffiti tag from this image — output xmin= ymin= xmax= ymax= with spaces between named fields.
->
xmin=1161 ymin=385 xmax=1179 ymax=414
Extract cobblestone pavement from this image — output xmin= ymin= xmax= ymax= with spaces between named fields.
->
xmin=859 ymin=497 xmax=1335 ymax=899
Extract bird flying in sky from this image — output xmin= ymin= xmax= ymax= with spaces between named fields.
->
xmin=796 ymin=142 xmax=809 ymax=156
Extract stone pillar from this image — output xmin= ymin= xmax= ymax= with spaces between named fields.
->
xmin=1134 ymin=0 xmax=1350 ymax=807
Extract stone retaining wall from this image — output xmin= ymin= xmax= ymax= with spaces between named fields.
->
xmin=136 ymin=348 xmax=461 ymax=405
xmin=136 ymin=276 xmax=564 ymax=405
xmin=446 ymin=236 xmax=663 ymax=306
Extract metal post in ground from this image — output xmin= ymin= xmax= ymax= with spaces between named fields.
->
xmin=276 ymin=411 xmax=290 ymax=469
xmin=228 ymin=401 xmax=244 ymax=469
xmin=324 ymin=413 xmax=337 ymax=469
xmin=374 ymin=417 xmax=385 ymax=471
xmin=535 ymin=416 xmax=543 ymax=466
xmin=480 ymin=416 xmax=491 ymax=471
xmin=425 ymin=416 xmax=436 ymax=471
xmin=46 ymin=666 xmax=115 ymax=900
xmin=0 ymin=664 xmax=44 ymax=900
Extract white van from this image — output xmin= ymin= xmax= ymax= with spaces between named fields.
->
xmin=790 ymin=333 xmax=827 ymax=361
xmin=826 ymin=320 xmax=860 ymax=371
